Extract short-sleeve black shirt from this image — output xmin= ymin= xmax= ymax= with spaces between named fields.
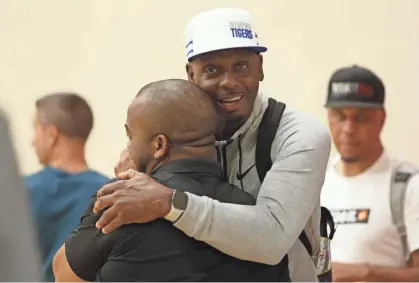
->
xmin=65 ymin=159 xmax=283 ymax=281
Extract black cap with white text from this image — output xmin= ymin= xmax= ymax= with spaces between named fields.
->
xmin=325 ymin=65 xmax=385 ymax=108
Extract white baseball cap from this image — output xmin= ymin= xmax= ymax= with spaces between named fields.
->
xmin=185 ymin=8 xmax=267 ymax=61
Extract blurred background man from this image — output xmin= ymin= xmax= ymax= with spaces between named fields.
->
xmin=25 ymin=92 xmax=109 ymax=281
xmin=0 ymin=109 xmax=42 ymax=281
xmin=321 ymin=65 xmax=419 ymax=282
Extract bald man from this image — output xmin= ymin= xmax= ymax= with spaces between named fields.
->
xmin=52 ymin=79 xmax=287 ymax=282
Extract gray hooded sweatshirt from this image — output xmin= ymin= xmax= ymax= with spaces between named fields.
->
xmin=174 ymin=93 xmax=331 ymax=281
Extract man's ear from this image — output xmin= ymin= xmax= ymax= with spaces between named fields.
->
xmin=46 ymin=125 xmax=59 ymax=147
xmin=153 ymin=134 xmax=169 ymax=160
xmin=379 ymin=108 xmax=386 ymax=130
xmin=258 ymin=54 xmax=264 ymax=82
xmin=186 ymin=63 xmax=194 ymax=82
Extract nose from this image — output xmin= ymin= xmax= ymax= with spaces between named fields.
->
xmin=219 ymin=71 xmax=239 ymax=90
xmin=342 ymin=119 xmax=357 ymax=135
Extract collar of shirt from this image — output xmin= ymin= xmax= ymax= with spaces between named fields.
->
xmin=152 ymin=158 xmax=223 ymax=178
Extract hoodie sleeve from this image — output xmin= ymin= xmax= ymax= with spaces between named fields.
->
xmin=173 ymin=110 xmax=331 ymax=265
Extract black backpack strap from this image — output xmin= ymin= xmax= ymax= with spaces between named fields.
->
xmin=256 ymin=98 xmax=286 ymax=182
xmin=298 ymin=230 xmax=313 ymax=256
xmin=320 ymin=206 xmax=336 ymax=240
xmin=256 ymin=98 xmax=314 ymax=257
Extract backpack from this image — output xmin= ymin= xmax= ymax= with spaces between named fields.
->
xmin=390 ymin=163 xmax=419 ymax=262
xmin=256 ymin=97 xmax=335 ymax=282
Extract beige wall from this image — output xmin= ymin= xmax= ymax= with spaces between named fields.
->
xmin=1 ymin=0 xmax=419 ymax=176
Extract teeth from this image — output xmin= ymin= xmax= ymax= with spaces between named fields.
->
xmin=218 ymin=96 xmax=242 ymax=103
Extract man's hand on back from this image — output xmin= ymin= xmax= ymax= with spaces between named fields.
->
xmin=94 ymin=170 xmax=173 ymax=234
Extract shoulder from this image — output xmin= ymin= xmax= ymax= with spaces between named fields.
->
xmin=321 ymin=156 xmax=342 ymax=196
xmin=407 ymin=174 xmax=419 ymax=191
xmin=387 ymin=155 xmax=419 ymax=189
xmin=24 ymin=168 xmax=53 ymax=190
xmin=152 ymin=171 xmax=188 ymax=191
xmin=403 ymin=166 xmax=419 ymax=202
xmin=325 ymin=153 xmax=339 ymax=171
xmin=272 ymin=107 xmax=331 ymax=156
xmin=86 ymin=170 xmax=111 ymax=183
xmin=77 ymin=171 xmax=111 ymax=195
xmin=403 ymin=170 xmax=419 ymax=234
xmin=65 ymin=212 xmax=148 ymax=281
xmin=385 ymin=155 xmax=419 ymax=208
xmin=151 ymin=170 xmax=177 ymax=184
xmin=278 ymin=107 xmax=330 ymax=141
xmin=387 ymin=154 xmax=419 ymax=173
xmin=152 ymin=170 xmax=204 ymax=196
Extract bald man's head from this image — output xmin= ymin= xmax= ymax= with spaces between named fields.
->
xmin=125 ymin=79 xmax=217 ymax=173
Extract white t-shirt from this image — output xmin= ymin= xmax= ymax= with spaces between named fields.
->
xmin=321 ymin=152 xmax=419 ymax=267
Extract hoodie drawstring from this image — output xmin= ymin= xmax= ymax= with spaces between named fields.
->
xmin=216 ymin=139 xmax=233 ymax=181
xmin=216 ymin=135 xmax=245 ymax=190
xmin=237 ymin=135 xmax=244 ymax=190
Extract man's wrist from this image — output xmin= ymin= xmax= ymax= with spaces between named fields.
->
xmin=160 ymin=187 xmax=174 ymax=218
xmin=163 ymin=189 xmax=188 ymax=223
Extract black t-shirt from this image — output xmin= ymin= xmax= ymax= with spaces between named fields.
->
xmin=65 ymin=159 xmax=284 ymax=282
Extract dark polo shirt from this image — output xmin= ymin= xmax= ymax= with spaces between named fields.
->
xmin=64 ymin=159 xmax=285 ymax=282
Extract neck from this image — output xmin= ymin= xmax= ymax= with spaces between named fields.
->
xmin=151 ymin=145 xmax=217 ymax=174
xmin=218 ymin=119 xmax=246 ymax=141
xmin=47 ymin=140 xmax=88 ymax=173
xmin=167 ymin=146 xmax=217 ymax=163
xmin=217 ymin=130 xmax=235 ymax=141
xmin=337 ymin=145 xmax=384 ymax=177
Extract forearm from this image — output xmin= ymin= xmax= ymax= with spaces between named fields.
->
xmin=173 ymin=140 xmax=328 ymax=264
xmin=53 ymin=245 xmax=85 ymax=282
xmin=363 ymin=265 xmax=419 ymax=282
xmin=172 ymin=111 xmax=330 ymax=265
xmin=174 ymin=192 xmax=308 ymax=265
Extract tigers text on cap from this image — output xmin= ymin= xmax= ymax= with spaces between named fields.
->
xmin=185 ymin=8 xmax=267 ymax=61
xmin=325 ymin=65 xmax=385 ymax=108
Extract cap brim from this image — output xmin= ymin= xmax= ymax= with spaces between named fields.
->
xmin=188 ymin=46 xmax=267 ymax=61
xmin=324 ymin=101 xmax=383 ymax=108
xmin=247 ymin=46 xmax=268 ymax=53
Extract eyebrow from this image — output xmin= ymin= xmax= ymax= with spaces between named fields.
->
xmin=235 ymin=59 xmax=250 ymax=65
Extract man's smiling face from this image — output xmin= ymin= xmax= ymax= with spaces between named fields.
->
xmin=186 ymin=48 xmax=264 ymax=137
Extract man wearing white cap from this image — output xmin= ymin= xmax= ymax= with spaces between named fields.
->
xmin=93 ymin=8 xmax=332 ymax=282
